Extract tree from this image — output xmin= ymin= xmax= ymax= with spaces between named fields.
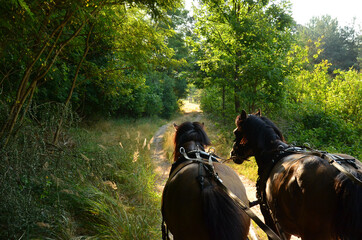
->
xmin=0 ymin=0 xmax=182 ymax=145
xmin=296 ymin=15 xmax=360 ymax=72
xmin=192 ymin=0 xmax=294 ymax=113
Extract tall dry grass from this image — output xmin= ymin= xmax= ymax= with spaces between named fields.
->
xmin=0 ymin=114 xmax=167 ymax=239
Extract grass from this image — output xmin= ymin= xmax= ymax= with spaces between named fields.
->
xmin=0 ymin=116 xmax=167 ymax=239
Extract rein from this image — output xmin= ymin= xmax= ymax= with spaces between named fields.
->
xmin=162 ymin=148 xmax=282 ymax=240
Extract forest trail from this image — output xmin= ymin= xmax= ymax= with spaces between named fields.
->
xmin=150 ymin=102 xmax=300 ymax=240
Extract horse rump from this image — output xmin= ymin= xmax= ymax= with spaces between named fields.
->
xmin=335 ymin=172 xmax=362 ymax=239
xmin=201 ymin=183 xmax=249 ymax=240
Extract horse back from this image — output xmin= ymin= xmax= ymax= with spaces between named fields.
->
xmin=266 ymin=154 xmax=339 ymax=238
xmin=214 ymin=162 xmax=249 ymax=203
xmin=162 ymin=162 xmax=250 ymax=240
xmin=266 ymin=153 xmax=362 ymax=239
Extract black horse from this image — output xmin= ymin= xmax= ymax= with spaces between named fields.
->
xmin=231 ymin=110 xmax=362 ymax=240
xmin=162 ymin=121 xmax=250 ymax=240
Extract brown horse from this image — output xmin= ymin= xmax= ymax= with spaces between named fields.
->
xmin=230 ymin=110 xmax=362 ymax=240
xmin=161 ymin=121 xmax=250 ymax=240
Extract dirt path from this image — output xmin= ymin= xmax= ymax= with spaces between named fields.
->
xmin=151 ymin=123 xmax=172 ymax=194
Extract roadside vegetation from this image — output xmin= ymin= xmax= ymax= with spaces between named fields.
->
xmin=0 ymin=114 xmax=166 ymax=239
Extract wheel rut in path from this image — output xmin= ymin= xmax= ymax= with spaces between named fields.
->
xmin=151 ymin=123 xmax=172 ymax=194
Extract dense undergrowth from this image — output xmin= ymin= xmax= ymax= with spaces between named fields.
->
xmin=0 ymin=112 xmax=167 ymax=239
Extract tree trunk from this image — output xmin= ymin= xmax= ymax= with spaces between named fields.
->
xmin=222 ymin=85 xmax=226 ymax=124
xmin=53 ymin=24 xmax=94 ymax=144
xmin=234 ymin=62 xmax=241 ymax=113
xmin=234 ymin=86 xmax=240 ymax=113
xmin=0 ymin=9 xmax=95 ymax=147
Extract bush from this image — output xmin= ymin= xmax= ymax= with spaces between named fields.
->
xmin=278 ymin=107 xmax=361 ymax=160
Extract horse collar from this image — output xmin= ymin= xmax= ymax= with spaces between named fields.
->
xmin=169 ymin=148 xmax=220 ymax=178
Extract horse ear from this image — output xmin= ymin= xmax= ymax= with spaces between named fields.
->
xmin=240 ymin=110 xmax=247 ymax=120
xmin=173 ymin=123 xmax=178 ymax=130
xmin=256 ymin=109 xmax=261 ymax=116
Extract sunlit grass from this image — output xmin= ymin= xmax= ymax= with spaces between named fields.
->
xmin=179 ymin=99 xmax=202 ymax=113
xmin=163 ymin=125 xmax=176 ymax=163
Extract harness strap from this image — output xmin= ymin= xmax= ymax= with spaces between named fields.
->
xmin=278 ymin=146 xmax=362 ymax=187
xmin=323 ymin=153 xmax=362 ymax=187
xmin=161 ymin=218 xmax=170 ymax=240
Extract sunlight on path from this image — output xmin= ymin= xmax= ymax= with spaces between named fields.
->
xmin=180 ymin=100 xmax=202 ymax=113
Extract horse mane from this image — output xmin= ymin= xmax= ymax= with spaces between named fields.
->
xmin=173 ymin=122 xmax=211 ymax=161
xmin=260 ymin=116 xmax=285 ymax=142
xmin=243 ymin=115 xmax=286 ymax=149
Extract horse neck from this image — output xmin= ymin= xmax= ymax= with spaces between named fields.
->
xmin=254 ymin=138 xmax=288 ymax=171
xmin=174 ymin=140 xmax=204 ymax=162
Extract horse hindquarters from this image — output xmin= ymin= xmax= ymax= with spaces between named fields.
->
xmin=335 ymin=173 xmax=362 ymax=240
xmin=266 ymin=156 xmax=339 ymax=239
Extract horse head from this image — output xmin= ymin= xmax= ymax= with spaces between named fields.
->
xmin=230 ymin=110 xmax=256 ymax=164
xmin=230 ymin=109 xmax=286 ymax=164
xmin=173 ymin=121 xmax=210 ymax=162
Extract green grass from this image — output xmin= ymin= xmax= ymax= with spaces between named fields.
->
xmin=0 ymin=117 xmax=167 ymax=239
